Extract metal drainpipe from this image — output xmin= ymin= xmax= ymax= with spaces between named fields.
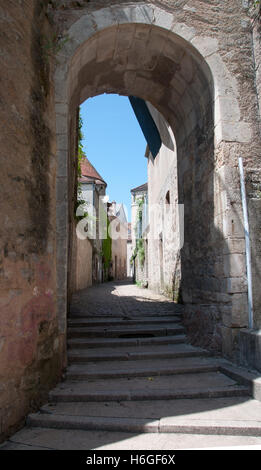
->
xmin=238 ymin=157 xmax=254 ymax=330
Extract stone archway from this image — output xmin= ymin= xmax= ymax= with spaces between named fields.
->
xmin=54 ymin=3 xmax=255 ymax=360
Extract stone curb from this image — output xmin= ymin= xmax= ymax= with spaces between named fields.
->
xmin=27 ymin=413 xmax=261 ymax=436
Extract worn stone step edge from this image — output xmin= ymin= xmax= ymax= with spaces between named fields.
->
xmin=65 ymin=363 xmax=219 ymax=380
xmin=69 ymin=311 xmax=184 ymax=318
xmin=49 ymin=385 xmax=250 ymax=403
xmin=67 ymin=325 xmax=186 ymax=339
xmin=67 ymin=317 xmax=182 ymax=327
xmin=218 ymin=361 xmax=261 ymax=402
xmin=67 ymin=348 xmax=211 ymax=363
xmin=67 ymin=334 xmax=187 ymax=349
xmin=26 ymin=413 xmax=261 ymax=436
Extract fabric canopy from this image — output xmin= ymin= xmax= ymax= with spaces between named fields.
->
xmin=129 ymin=96 xmax=162 ymax=158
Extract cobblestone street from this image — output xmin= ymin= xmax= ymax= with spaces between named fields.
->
xmin=69 ymin=280 xmax=183 ymax=318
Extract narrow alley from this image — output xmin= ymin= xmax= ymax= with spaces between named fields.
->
xmin=2 ymin=281 xmax=261 ymax=450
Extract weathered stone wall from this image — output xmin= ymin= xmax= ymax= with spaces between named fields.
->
xmin=1 ymin=0 xmax=261 ymax=441
xmin=147 ymin=106 xmax=180 ymax=300
xmin=0 ymin=1 xmax=65 ymax=442
xmin=51 ymin=0 xmax=261 ymax=363
xmin=110 ymin=219 xmax=128 ymax=280
xmin=75 ymin=238 xmax=93 ymax=289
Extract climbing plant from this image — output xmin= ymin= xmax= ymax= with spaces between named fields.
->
xmin=134 ymin=197 xmax=146 ymax=267
xmin=102 ymin=216 xmax=112 ymax=270
xmin=249 ymin=0 xmax=261 ymax=18
xmin=75 ymin=111 xmax=88 ymax=221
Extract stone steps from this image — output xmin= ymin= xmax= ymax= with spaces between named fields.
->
xmin=67 ymin=334 xmax=187 ymax=349
xmin=67 ymin=342 xmax=211 ymax=363
xmin=26 ymin=288 xmax=261 ymax=439
xmin=27 ymin=411 xmax=261 ymax=436
xmin=65 ymin=357 xmax=220 ymax=379
xmin=67 ymin=324 xmax=186 ymax=339
xmin=47 ymin=372 xmax=250 ymax=402
xmin=67 ymin=315 xmax=182 ymax=327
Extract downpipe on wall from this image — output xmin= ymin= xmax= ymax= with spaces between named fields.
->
xmin=238 ymin=157 xmax=254 ymax=330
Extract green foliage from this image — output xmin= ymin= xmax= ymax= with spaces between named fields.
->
xmin=75 ymin=111 xmax=88 ymax=221
xmin=248 ymin=0 xmax=261 ymax=18
xmin=134 ymin=197 xmax=145 ymax=267
xmin=136 ymin=238 xmax=145 ymax=266
xmin=77 ymin=114 xmax=85 ymax=177
xmin=42 ymin=33 xmax=70 ymax=63
xmin=102 ymin=217 xmax=112 ymax=269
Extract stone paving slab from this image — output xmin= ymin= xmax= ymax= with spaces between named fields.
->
xmin=67 ymin=343 xmax=210 ymax=363
xmin=67 ymin=324 xmax=186 ymax=338
xmin=26 ymin=411 xmax=261 ymax=436
xmin=66 ymin=357 xmax=220 ymax=379
xmin=2 ymin=427 xmax=261 ymax=450
xmin=49 ymin=371 xmax=249 ymax=402
xmin=67 ymin=334 xmax=187 ymax=349
xmin=68 ymin=315 xmax=182 ymax=327
xmin=40 ymin=396 xmax=261 ymax=421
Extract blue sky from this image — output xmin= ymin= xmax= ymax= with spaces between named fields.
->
xmin=80 ymin=94 xmax=147 ymax=222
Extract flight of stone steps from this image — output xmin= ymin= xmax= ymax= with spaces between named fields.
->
xmin=26 ymin=298 xmax=261 ymax=439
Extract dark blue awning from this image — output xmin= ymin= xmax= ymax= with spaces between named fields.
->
xmin=129 ymin=96 xmax=162 ymax=158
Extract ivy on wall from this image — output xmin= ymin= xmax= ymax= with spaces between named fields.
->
xmin=133 ymin=197 xmax=146 ymax=267
xmin=75 ymin=111 xmax=88 ymax=221
xmin=102 ymin=216 xmax=112 ymax=270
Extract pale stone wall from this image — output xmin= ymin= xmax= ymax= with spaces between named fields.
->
xmin=127 ymin=241 xmax=133 ymax=277
xmin=110 ymin=218 xmax=128 ymax=280
xmin=146 ymin=105 xmax=180 ymax=300
xmin=130 ymin=188 xmax=148 ymax=285
xmin=75 ymin=238 xmax=93 ymax=290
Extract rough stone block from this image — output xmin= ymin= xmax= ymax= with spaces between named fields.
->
xmin=56 ymin=116 xmax=68 ymax=135
xmin=56 ymin=150 xmax=68 ymax=178
xmin=224 ymin=253 xmax=246 ymax=278
xmin=180 ymin=54 xmax=195 ymax=84
xmin=215 ymin=95 xmax=241 ymax=124
xmin=91 ymin=8 xmax=115 ymax=31
xmin=217 ymin=120 xmax=252 ymax=144
xmin=220 ymin=325 xmax=241 ymax=360
xmin=223 ymin=238 xmax=245 ymax=255
xmin=97 ymin=28 xmax=117 ymax=63
xmin=223 ymin=207 xmax=245 ymax=239
xmin=222 ymin=293 xmax=248 ymax=327
xmin=191 ymin=36 xmax=219 ymax=59
xmin=226 ymin=276 xmax=247 ymax=294
xmin=153 ymin=7 xmax=173 ymax=30
xmin=239 ymin=328 xmax=261 ymax=372
xmin=56 ymin=177 xmax=68 ymax=204
xmin=171 ymin=22 xmax=196 ymax=43
xmin=206 ymin=53 xmax=238 ymax=100
xmin=113 ymin=4 xmax=153 ymax=25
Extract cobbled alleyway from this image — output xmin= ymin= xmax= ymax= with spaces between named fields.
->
xmin=1 ymin=281 xmax=261 ymax=450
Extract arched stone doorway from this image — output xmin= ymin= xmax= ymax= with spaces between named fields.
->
xmin=54 ymin=3 xmax=255 ymax=361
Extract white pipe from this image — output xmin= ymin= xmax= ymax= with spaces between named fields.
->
xmin=238 ymin=157 xmax=254 ymax=330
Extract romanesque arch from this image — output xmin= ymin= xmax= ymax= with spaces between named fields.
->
xmin=54 ymin=3 xmax=257 ymax=359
